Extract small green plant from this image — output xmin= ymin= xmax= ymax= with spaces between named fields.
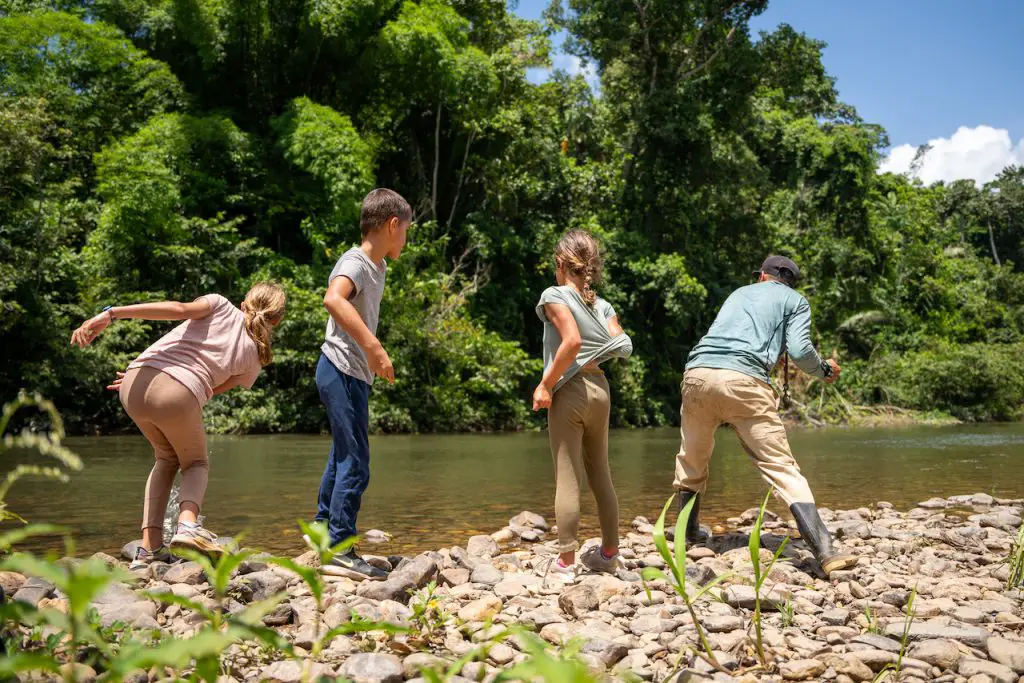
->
xmin=748 ymin=487 xmax=790 ymax=668
xmin=873 ymin=586 xmax=917 ymax=683
xmin=779 ymin=596 xmax=794 ymax=628
xmin=864 ymin=603 xmax=882 ymax=635
xmin=642 ymin=494 xmax=732 ymax=673
xmin=409 ymin=580 xmax=451 ymax=642
xmin=1006 ymin=518 xmax=1024 ymax=590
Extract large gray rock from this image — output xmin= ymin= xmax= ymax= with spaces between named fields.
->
xmin=521 ymin=608 xmax=564 ymax=628
xmin=958 ymin=658 xmax=1016 ymax=683
xmin=628 ymin=615 xmax=676 ymax=635
xmin=356 ymin=575 xmax=416 ymax=605
xmin=987 ymin=637 xmax=1024 ymax=674
xmin=163 ymin=561 xmax=206 ymax=585
xmin=457 ymin=596 xmax=501 ymax=622
xmin=779 ymin=659 xmax=826 ymax=680
xmin=403 ymin=652 xmax=445 ymax=679
xmin=13 ymin=577 xmax=55 ymax=606
xmin=884 ymin=621 xmax=990 ymax=648
xmin=510 ymin=511 xmax=549 ymax=531
xmin=466 ymin=535 xmax=499 ymax=559
xmin=580 ymin=574 xmax=630 ymax=602
xmin=262 ymin=660 xmax=335 ymax=682
xmin=703 ymin=615 xmax=742 ymax=633
xmin=558 ymin=584 xmax=598 ymax=618
xmin=581 ymin=638 xmax=629 ymax=668
xmin=394 ymin=555 xmax=437 ymax=589
xmin=470 ymin=564 xmax=502 ymax=586
xmin=339 ymin=653 xmax=404 ymax=683
xmin=722 ymin=585 xmax=785 ymax=611
xmin=229 ymin=570 xmax=286 ymax=603
xmin=908 ymin=639 xmax=961 ymax=670
xmin=449 ymin=546 xmax=476 ymax=570
xmin=94 ymin=601 xmax=159 ymax=628
xmin=439 ymin=568 xmax=470 ymax=587
xmin=261 ymin=602 xmax=294 ymax=627
xmin=92 ymin=582 xmax=139 ymax=606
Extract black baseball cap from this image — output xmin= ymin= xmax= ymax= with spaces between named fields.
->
xmin=753 ymin=255 xmax=800 ymax=282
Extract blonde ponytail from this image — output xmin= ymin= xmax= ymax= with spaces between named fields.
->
xmin=242 ymin=282 xmax=286 ymax=366
xmin=554 ymin=229 xmax=602 ymax=307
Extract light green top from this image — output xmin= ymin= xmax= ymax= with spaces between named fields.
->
xmin=536 ymin=285 xmax=633 ymax=392
xmin=686 ymin=281 xmax=830 ymax=384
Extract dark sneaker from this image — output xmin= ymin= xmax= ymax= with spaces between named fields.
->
xmin=321 ymin=549 xmax=389 ymax=581
xmin=129 ymin=545 xmax=173 ymax=571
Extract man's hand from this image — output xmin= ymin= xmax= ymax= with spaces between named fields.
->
xmin=368 ymin=343 xmax=395 ymax=384
xmin=532 ymin=383 xmax=552 ymax=411
xmin=824 ymin=359 xmax=841 ymax=384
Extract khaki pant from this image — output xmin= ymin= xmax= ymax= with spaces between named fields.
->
xmin=548 ymin=369 xmax=619 ymax=553
xmin=672 ymin=367 xmax=814 ymax=506
xmin=120 ymin=367 xmax=209 ymax=531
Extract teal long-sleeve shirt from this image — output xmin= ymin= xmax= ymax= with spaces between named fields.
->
xmin=685 ymin=281 xmax=830 ymax=384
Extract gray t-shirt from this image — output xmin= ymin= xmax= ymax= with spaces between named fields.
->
xmin=536 ymin=285 xmax=633 ymax=392
xmin=321 ymin=247 xmax=386 ymax=385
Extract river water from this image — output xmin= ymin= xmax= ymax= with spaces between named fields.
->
xmin=4 ymin=424 xmax=1023 ymax=557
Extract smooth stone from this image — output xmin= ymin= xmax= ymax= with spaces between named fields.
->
xmin=229 ymin=570 xmax=286 ymax=603
xmin=121 ymin=539 xmax=143 ymax=561
xmin=820 ymin=654 xmax=874 ymax=682
xmin=558 ymin=584 xmax=599 ymax=618
xmin=439 ymin=568 xmax=470 ymax=587
xmin=92 ymin=582 xmax=139 ymax=605
xmin=261 ymin=602 xmax=294 ymax=626
xmin=493 ymin=580 xmax=525 ymax=598
xmin=470 ymin=564 xmax=502 ymax=586
xmin=394 ymin=555 xmax=438 ymax=589
xmin=13 ymin=577 xmax=55 ymax=606
xmin=488 ymin=643 xmax=516 ymax=665
xmin=262 ymin=660 xmax=335 ymax=682
xmin=402 ymin=653 xmax=444 ymax=679
xmin=821 ymin=608 xmax=850 ymax=626
xmin=466 ymin=535 xmax=499 ymax=559
xmin=628 ymin=615 xmax=676 ymax=636
xmin=703 ymin=615 xmax=743 ymax=633
xmin=356 ymin=575 xmax=416 ymax=605
xmin=580 ymin=574 xmax=631 ymax=602
xmin=780 ymin=659 xmax=826 ymax=680
xmin=987 ymin=637 xmax=1024 ymax=674
xmin=908 ymin=639 xmax=962 ymax=670
xmin=94 ymin=601 xmax=159 ymax=628
xmin=958 ymin=659 xmax=1016 ymax=683
xmin=338 ymin=653 xmax=403 ymax=683
xmin=457 ymin=596 xmax=502 ymax=622
xmin=884 ymin=621 xmax=990 ymax=648
xmin=163 ymin=562 xmax=206 ymax=586
xmin=521 ymin=608 xmax=564 ymax=628
xmin=510 ymin=511 xmax=549 ymax=531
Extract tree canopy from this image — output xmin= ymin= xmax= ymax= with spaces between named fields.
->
xmin=2 ymin=0 xmax=1023 ymax=433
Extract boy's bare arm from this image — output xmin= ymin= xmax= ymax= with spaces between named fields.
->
xmin=323 ymin=276 xmax=394 ymax=383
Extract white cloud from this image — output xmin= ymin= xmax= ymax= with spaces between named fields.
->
xmin=879 ymin=125 xmax=1024 ymax=186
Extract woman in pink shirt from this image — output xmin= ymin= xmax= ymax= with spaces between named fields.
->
xmin=70 ymin=283 xmax=286 ymax=569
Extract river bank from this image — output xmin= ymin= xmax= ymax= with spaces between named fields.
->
xmin=4 ymin=492 xmax=1023 ymax=682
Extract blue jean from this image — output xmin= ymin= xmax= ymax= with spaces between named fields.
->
xmin=315 ymin=354 xmax=371 ymax=547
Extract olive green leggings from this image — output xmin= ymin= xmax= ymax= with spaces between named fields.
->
xmin=547 ymin=369 xmax=619 ymax=553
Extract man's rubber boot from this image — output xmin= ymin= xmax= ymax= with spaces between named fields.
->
xmin=790 ymin=503 xmax=858 ymax=577
xmin=677 ymin=489 xmax=712 ymax=546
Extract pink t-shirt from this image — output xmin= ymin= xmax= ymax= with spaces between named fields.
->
xmin=127 ymin=294 xmax=262 ymax=406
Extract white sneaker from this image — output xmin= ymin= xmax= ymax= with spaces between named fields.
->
xmin=535 ymin=555 xmax=578 ymax=584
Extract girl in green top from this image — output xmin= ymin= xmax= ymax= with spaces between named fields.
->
xmin=533 ymin=230 xmax=633 ymax=581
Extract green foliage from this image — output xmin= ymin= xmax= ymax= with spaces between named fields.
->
xmin=2 ymin=0 xmax=1024 ymax=433
xmin=748 ymin=488 xmax=789 ymax=667
xmin=1007 ymin=518 xmax=1024 ymax=590
xmin=641 ymin=494 xmax=731 ymax=674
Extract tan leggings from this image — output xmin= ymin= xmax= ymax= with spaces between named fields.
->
xmin=673 ymin=367 xmax=815 ymax=506
xmin=548 ymin=370 xmax=619 ymax=553
xmin=120 ymin=367 xmax=209 ymax=531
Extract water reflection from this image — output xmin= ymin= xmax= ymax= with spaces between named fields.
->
xmin=4 ymin=424 xmax=1022 ymax=557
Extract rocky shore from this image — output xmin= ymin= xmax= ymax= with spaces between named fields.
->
xmin=3 ymin=493 xmax=1023 ymax=683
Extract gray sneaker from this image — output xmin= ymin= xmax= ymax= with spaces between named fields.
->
xmin=170 ymin=522 xmax=223 ymax=558
xmin=580 ymin=546 xmax=621 ymax=574
xmin=129 ymin=545 xmax=173 ymax=571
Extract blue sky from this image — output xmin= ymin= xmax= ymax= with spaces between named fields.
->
xmin=513 ymin=0 xmax=1024 ymax=185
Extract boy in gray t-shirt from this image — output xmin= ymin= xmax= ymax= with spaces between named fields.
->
xmin=313 ymin=188 xmax=411 ymax=582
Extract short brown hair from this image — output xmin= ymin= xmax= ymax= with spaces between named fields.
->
xmin=360 ymin=188 xmax=412 ymax=236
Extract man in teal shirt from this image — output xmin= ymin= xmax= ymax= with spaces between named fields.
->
xmin=674 ymin=256 xmax=857 ymax=577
